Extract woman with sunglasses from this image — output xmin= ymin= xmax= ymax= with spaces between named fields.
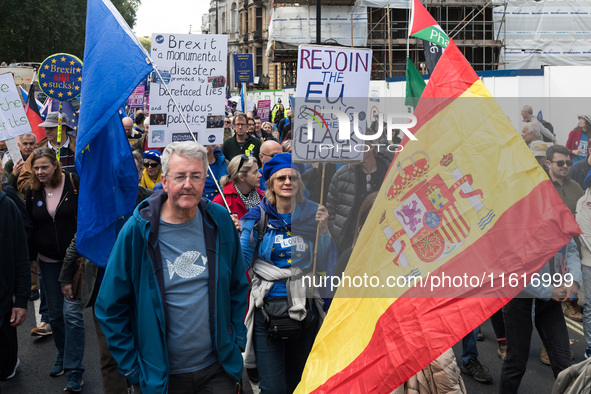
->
xmin=139 ymin=150 xmax=162 ymax=189
xmin=212 ymin=154 xmax=264 ymax=219
xmin=240 ymin=153 xmax=334 ymax=394
xmin=25 ymin=149 xmax=84 ymax=391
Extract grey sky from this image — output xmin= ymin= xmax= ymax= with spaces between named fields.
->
xmin=134 ymin=0 xmax=210 ymax=37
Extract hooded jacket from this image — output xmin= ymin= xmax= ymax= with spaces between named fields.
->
xmin=95 ymin=191 xmax=248 ymax=393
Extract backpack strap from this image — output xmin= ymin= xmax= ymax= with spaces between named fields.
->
xmin=249 ymin=205 xmax=268 ymax=269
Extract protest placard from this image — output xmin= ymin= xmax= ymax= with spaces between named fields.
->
xmin=128 ymin=85 xmax=145 ymax=109
xmin=257 ymin=100 xmax=271 ymax=122
xmin=149 ymin=34 xmax=228 ymax=146
xmin=293 ymin=45 xmax=372 ymax=163
xmin=38 ymin=53 xmax=83 ymax=101
xmin=234 ymin=54 xmax=254 ymax=83
xmin=0 ymin=73 xmax=32 ymax=141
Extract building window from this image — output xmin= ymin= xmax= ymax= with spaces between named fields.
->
xmin=256 ymin=7 xmax=262 ymax=33
xmin=256 ymin=47 xmax=263 ymax=77
xmin=231 ymin=3 xmax=237 ymax=32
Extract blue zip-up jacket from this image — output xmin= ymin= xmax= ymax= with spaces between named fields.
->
xmin=95 ymin=191 xmax=248 ymax=393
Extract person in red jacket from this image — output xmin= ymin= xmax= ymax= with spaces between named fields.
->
xmin=213 ymin=155 xmax=264 ymax=219
xmin=566 ymin=115 xmax=591 ymax=163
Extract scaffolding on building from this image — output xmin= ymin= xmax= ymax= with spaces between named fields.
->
xmin=269 ymin=0 xmax=506 ymax=85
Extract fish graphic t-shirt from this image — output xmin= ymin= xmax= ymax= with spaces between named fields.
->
xmin=159 ymin=210 xmax=216 ymax=374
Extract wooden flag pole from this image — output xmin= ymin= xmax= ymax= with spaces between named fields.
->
xmin=311 ymin=162 xmax=326 ymax=298
xmin=152 ymin=66 xmax=231 ymax=212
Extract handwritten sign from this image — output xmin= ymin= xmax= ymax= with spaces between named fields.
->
xmin=293 ymin=45 xmax=372 ymax=163
xmin=0 ymin=73 xmax=32 ymax=141
xmin=149 ymin=34 xmax=227 ymax=146
xmin=38 ymin=53 xmax=83 ymax=101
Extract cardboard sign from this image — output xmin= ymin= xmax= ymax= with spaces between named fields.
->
xmin=257 ymin=100 xmax=271 ymax=122
xmin=149 ymin=34 xmax=228 ymax=146
xmin=293 ymin=45 xmax=372 ymax=163
xmin=0 ymin=73 xmax=32 ymax=140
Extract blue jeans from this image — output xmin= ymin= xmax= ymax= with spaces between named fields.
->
xmin=254 ymin=303 xmax=319 ymax=394
xmin=63 ymin=298 xmax=85 ymax=373
xmin=461 ymin=326 xmax=480 ymax=364
xmin=583 ymin=265 xmax=591 ymax=349
xmin=500 ymin=298 xmax=571 ymax=394
xmin=39 ymin=260 xmax=65 ymax=363
xmin=38 ymin=274 xmax=50 ymax=323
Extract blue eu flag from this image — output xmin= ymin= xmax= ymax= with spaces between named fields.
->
xmin=76 ymin=0 xmax=154 ymax=267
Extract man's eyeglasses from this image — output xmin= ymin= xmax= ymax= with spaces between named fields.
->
xmin=260 ymin=152 xmax=277 ymax=159
xmin=234 ymin=123 xmax=247 ymax=127
xmin=143 ymin=162 xmax=160 ymax=168
xmin=168 ymin=173 xmax=206 ymax=185
xmin=275 ymin=174 xmax=300 ymax=183
xmin=551 ymin=160 xmax=573 ymax=167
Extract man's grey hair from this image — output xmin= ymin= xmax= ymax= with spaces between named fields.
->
xmin=161 ymin=141 xmax=208 ymax=176
xmin=524 ymin=121 xmax=541 ymax=137
xmin=19 ymin=133 xmax=37 ymax=143
xmin=522 ymin=105 xmax=533 ymax=115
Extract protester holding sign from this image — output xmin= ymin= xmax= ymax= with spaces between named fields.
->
xmin=240 ymin=153 xmax=333 ymax=394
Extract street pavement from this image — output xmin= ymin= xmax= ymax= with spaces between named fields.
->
xmin=0 ymin=298 xmax=585 ymax=393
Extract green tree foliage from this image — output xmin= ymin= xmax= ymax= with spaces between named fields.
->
xmin=0 ymin=0 xmax=141 ymax=63
xmin=138 ymin=36 xmax=151 ymax=54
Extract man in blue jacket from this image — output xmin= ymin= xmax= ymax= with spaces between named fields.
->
xmin=95 ymin=141 xmax=248 ymax=393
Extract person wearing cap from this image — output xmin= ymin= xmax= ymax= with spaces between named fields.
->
xmin=240 ymin=153 xmax=334 ymax=393
xmin=139 ymin=150 xmax=162 ymax=190
xmin=566 ymin=115 xmax=591 ymax=164
xmin=16 ymin=112 xmax=76 ymax=194
xmin=530 ymin=140 xmax=550 ymax=168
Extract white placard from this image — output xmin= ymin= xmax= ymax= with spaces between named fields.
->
xmin=149 ymin=34 xmax=228 ymax=146
xmin=0 ymin=73 xmax=32 ymax=141
xmin=5 ymin=137 xmax=22 ymax=165
xmin=293 ymin=45 xmax=372 ymax=163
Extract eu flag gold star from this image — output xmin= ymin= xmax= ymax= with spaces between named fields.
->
xmin=51 ymin=59 xmax=57 ymax=64
xmin=44 ymin=65 xmax=49 ymax=69
xmin=43 ymin=82 xmax=47 ymax=87
xmin=40 ymin=73 xmax=45 ymax=78
xmin=74 ymin=85 xmax=79 ymax=91
xmin=296 ymin=253 xmax=301 ymax=257
xmin=287 ymin=259 xmax=292 ymax=264
xmin=279 ymin=253 xmax=285 ymax=257
xmin=49 ymin=89 xmax=54 ymax=94
xmin=60 ymin=56 xmax=66 ymax=62
xmin=286 ymin=231 xmax=291 ymax=236
xmin=70 ymin=60 xmax=75 ymax=65
xmin=76 ymin=68 xmax=81 ymax=73
xmin=78 ymin=77 xmax=82 ymax=82
xmin=58 ymin=92 xmax=63 ymax=97
xmin=67 ymin=91 xmax=72 ymax=96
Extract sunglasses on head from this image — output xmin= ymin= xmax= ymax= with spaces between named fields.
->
xmin=237 ymin=154 xmax=250 ymax=173
xmin=143 ymin=162 xmax=160 ymax=168
xmin=551 ymin=160 xmax=573 ymax=167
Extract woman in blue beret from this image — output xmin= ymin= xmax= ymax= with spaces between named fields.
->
xmin=240 ymin=153 xmax=335 ymax=393
xmin=139 ymin=150 xmax=162 ymax=190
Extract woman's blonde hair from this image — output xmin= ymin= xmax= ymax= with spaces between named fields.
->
xmin=221 ymin=154 xmax=257 ymax=187
xmin=29 ymin=148 xmax=63 ymax=191
xmin=265 ymin=169 xmax=304 ymax=205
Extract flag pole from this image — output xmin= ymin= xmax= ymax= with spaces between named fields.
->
xmin=56 ymin=101 xmax=63 ymax=161
xmin=388 ymin=5 xmax=393 ymax=78
xmin=151 ymin=66 xmax=231 ymax=213
xmin=24 ymin=71 xmax=37 ymax=112
xmin=310 ymin=163 xmax=326 ymax=298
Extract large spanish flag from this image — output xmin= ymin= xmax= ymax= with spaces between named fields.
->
xmin=295 ymin=7 xmax=580 ymax=394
